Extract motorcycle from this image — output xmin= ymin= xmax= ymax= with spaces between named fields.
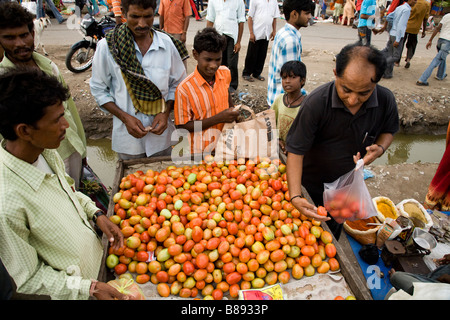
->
xmin=65 ymin=12 xmax=115 ymax=73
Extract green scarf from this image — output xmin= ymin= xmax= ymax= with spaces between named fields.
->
xmin=106 ymin=23 xmax=189 ymax=115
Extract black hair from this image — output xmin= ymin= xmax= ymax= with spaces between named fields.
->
xmin=282 ymin=0 xmax=315 ymax=21
xmin=280 ymin=60 xmax=307 ymax=79
xmin=121 ymin=0 xmax=156 ymax=14
xmin=0 ymin=1 xmax=35 ymax=33
xmin=335 ymin=42 xmax=387 ymax=83
xmin=193 ymin=27 xmax=227 ymax=54
xmin=0 ymin=67 xmax=70 ymax=141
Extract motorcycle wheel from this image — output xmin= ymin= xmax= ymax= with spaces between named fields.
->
xmin=65 ymin=43 xmax=95 ymax=73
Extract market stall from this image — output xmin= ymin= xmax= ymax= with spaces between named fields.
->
xmin=98 ymin=155 xmax=374 ymax=300
xmin=342 ymin=195 xmax=450 ymax=300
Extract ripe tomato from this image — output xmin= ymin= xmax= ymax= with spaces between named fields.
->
xmin=183 ymin=261 xmax=195 ymax=275
xmin=301 ymin=245 xmax=315 ymax=257
xmin=325 ymin=243 xmax=337 ymax=258
xmin=305 ymin=233 xmax=317 ymax=246
xmin=317 ymin=206 xmax=328 ymax=217
xmin=329 ymin=257 xmax=340 ymax=271
xmin=157 ymin=283 xmax=170 ymax=297
xmin=195 ymin=253 xmax=209 ymax=269
xmin=136 ymin=251 xmax=149 ymax=262
xmin=226 ymin=272 xmax=242 ymax=285
xmin=114 ymin=263 xmax=127 ymax=275
xmin=212 ymin=288 xmax=223 ymax=300
xmin=136 ymin=274 xmax=150 ymax=284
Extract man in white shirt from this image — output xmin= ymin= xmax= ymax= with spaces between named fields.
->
xmin=376 ymin=0 xmax=417 ymax=78
xmin=206 ymin=0 xmax=246 ymax=93
xmin=90 ymin=0 xmax=186 ymax=160
xmin=242 ymin=0 xmax=280 ymax=83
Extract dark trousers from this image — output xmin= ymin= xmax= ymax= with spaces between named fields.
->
xmin=382 ymin=35 xmax=405 ymax=77
xmin=222 ymin=35 xmax=239 ymax=90
xmin=402 ymin=32 xmax=418 ymax=61
xmin=358 ymin=26 xmax=372 ymax=46
xmin=242 ymin=39 xmax=269 ymax=78
xmin=195 ymin=0 xmax=204 ymax=11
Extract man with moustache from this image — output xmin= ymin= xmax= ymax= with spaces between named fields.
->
xmin=285 ymin=43 xmax=399 ymax=239
xmin=0 ymin=67 xmax=126 ymax=300
xmin=0 ymin=2 xmax=87 ymax=189
xmin=90 ymin=0 xmax=186 ymax=160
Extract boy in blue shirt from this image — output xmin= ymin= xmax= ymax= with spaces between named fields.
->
xmin=357 ymin=0 xmax=376 ymax=45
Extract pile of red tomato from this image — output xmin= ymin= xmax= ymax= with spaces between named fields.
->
xmin=107 ymin=156 xmax=340 ymax=300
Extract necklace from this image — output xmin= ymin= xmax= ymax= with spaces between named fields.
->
xmin=207 ymin=77 xmax=215 ymax=87
xmin=284 ymin=93 xmax=304 ymax=108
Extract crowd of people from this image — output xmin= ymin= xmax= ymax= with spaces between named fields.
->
xmin=0 ymin=0 xmax=448 ymax=300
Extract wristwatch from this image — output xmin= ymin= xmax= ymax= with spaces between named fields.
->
xmin=92 ymin=211 xmax=105 ymax=223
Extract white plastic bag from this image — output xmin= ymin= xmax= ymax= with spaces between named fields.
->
xmin=323 ymin=160 xmax=378 ymax=224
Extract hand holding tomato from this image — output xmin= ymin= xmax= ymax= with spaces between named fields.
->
xmin=96 ymin=214 xmax=124 ymax=252
xmin=291 ymin=197 xmax=330 ymax=222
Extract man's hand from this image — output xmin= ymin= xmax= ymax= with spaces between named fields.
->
xmin=215 ymin=107 xmax=240 ymax=123
xmin=95 ymin=215 xmax=124 ymax=252
xmin=249 ymin=33 xmax=256 ymax=43
xmin=393 ymin=41 xmax=400 ymax=48
xmin=373 ymin=27 xmax=385 ymax=35
xmin=270 ymin=31 xmax=276 ymax=41
xmin=181 ymin=32 xmax=187 ymax=43
xmin=123 ymin=114 xmax=148 ymax=139
xmin=93 ymin=282 xmax=129 ymax=300
xmin=233 ymin=42 xmax=241 ymax=53
xmin=291 ymin=197 xmax=330 ymax=222
xmin=354 ymin=144 xmax=384 ymax=165
xmin=436 ymin=254 xmax=450 ymax=265
xmin=279 ymin=139 xmax=287 ymax=155
xmin=437 ymin=274 xmax=450 ymax=284
xmin=147 ymin=112 xmax=169 ymax=135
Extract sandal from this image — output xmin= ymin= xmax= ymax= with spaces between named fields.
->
xmin=416 ymin=81 xmax=429 ymax=86
xmin=243 ymin=75 xmax=254 ymax=82
xmin=254 ymin=75 xmax=265 ymax=81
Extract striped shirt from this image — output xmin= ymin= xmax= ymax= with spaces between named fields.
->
xmin=111 ymin=0 xmax=126 ymax=23
xmin=0 ymin=145 xmax=103 ymax=300
xmin=267 ymin=23 xmax=303 ymax=106
xmin=174 ymin=66 xmax=231 ymax=154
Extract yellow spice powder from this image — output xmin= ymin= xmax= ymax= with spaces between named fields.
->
xmin=377 ymin=202 xmax=396 ymax=219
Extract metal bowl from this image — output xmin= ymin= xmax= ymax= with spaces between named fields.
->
xmin=412 ymin=228 xmax=437 ymax=251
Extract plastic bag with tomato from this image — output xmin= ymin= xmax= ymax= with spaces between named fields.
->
xmin=107 ymin=278 xmax=146 ymax=300
xmin=323 ymin=160 xmax=377 ymax=224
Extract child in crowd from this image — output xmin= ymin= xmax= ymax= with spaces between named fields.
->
xmin=271 ymin=60 xmax=307 ymax=154
xmin=174 ymin=27 xmax=240 ymax=155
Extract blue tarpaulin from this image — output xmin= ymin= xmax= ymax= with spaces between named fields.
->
xmin=345 ymin=234 xmax=393 ymax=300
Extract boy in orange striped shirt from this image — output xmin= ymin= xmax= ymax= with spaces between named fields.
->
xmin=174 ymin=27 xmax=239 ymax=155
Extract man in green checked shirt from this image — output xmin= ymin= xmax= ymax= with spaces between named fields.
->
xmin=0 ymin=68 xmax=127 ymax=300
xmin=0 ymin=2 xmax=87 ymax=190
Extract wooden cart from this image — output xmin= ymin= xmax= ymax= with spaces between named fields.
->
xmin=98 ymin=156 xmax=373 ymax=300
